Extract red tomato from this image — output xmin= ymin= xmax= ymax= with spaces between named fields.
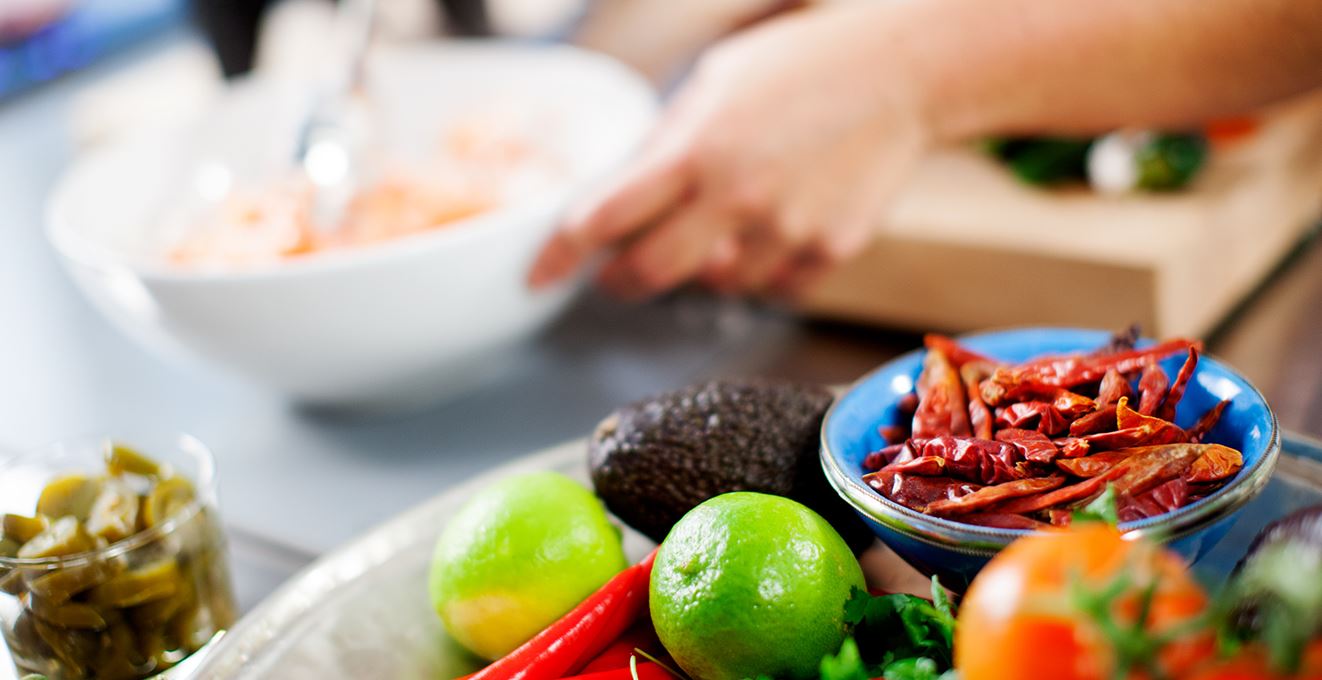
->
xmin=1183 ymin=642 xmax=1322 ymax=680
xmin=955 ymin=524 xmax=1212 ymax=680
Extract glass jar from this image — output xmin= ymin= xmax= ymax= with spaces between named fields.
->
xmin=0 ymin=435 xmax=236 ymax=679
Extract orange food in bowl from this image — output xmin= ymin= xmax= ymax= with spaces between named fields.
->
xmin=167 ymin=120 xmax=549 ymax=269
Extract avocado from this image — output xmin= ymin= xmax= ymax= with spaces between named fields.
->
xmin=588 ymin=379 xmax=874 ymax=553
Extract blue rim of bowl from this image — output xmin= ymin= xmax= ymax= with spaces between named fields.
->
xmin=819 ymin=331 xmax=1282 ymax=557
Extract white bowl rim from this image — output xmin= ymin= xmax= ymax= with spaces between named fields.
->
xmin=44 ymin=40 xmax=657 ymax=284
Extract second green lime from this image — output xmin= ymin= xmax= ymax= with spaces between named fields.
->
xmin=428 ymin=471 xmax=627 ymax=660
xmin=650 ymin=492 xmax=864 ymax=680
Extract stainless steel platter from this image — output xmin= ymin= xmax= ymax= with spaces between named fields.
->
xmin=191 ymin=434 xmax=1322 ymax=679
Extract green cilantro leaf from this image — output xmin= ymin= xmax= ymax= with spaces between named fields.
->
xmin=1073 ymin=484 xmax=1120 ymax=526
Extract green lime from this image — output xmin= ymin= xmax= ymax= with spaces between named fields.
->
xmin=428 ymin=471 xmax=627 ymax=660
xmin=650 ymin=492 xmax=864 ymax=680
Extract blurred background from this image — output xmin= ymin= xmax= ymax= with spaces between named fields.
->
xmin=1 ymin=0 xmax=1321 ymax=632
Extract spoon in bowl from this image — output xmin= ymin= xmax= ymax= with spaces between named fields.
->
xmin=294 ymin=0 xmax=377 ymax=232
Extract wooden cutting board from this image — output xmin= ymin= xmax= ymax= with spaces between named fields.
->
xmin=798 ymin=92 xmax=1322 ymax=337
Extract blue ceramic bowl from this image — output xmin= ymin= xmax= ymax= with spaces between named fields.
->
xmin=820 ymin=327 xmax=1280 ymax=590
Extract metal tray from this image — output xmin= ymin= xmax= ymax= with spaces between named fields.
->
xmin=190 ymin=433 xmax=1322 ymax=679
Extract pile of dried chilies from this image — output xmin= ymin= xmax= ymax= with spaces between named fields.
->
xmin=863 ymin=329 xmax=1243 ymax=528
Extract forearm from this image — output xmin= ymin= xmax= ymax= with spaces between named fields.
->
xmin=841 ymin=0 xmax=1322 ymax=141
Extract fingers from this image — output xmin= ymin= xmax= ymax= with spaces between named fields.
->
xmin=528 ymin=146 xmax=692 ymax=289
xmin=730 ymin=227 xmax=794 ymax=292
xmin=698 ymin=235 xmax=741 ymax=293
xmin=704 ymin=219 xmax=873 ymax=299
xmin=596 ymin=199 xmax=733 ymax=300
xmin=768 ymin=244 xmax=837 ymax=299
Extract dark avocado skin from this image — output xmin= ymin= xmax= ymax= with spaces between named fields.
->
xmin=588 ymin=379 xmax=875 ymax=553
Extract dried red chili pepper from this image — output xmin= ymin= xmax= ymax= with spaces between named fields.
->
xmin=924 ymin=334 xmax=997 ymax=368
xmin=897 ymin=392 xmax=919 ymax=416
xmin=996 ymin=469 xmax=1124 ymax=514
xmin=996 ymin=401 xmax=1069 ymax=436
xmin=863 ymin=332 xmax=1237 ymax=526
xmin=995 ymin=428 xmax=1059 ymax=464
xmin=884 ymin=456 xmax=949 ymax=477
xmin=1056 ymin=443 xmax=1210 ymax=497
xmin=1054 ymin=437 xmax=1092 ymax=458
xmin=962 ymin=361 xmax=996 ymax=441
xmin=1081 ymin=426 xmax=1157 ymax=452
xmin=864 ymin=471 xmax=981 ymax=510
xmin=1069 ymin=406 xmax=1118 ymax=437
xmin=1150 ymin=476 xmax=1190 ymax=509
xmin=1108 ymin=444 xmax=1204 ymax=496
xmin=1052 ymin=389 xmax=1095 ymax=419
xmin=1057 ymin=450 xmax=1134 ymax=478
xmin=981 ymin=338 xmax=1200 ymax=405
xmin=863 ymin=442 xmax=911 ymax=471
xmin=1080 ymin=398 xmax=1188 ymax=450
xmin=1156 ymin=348 xmax=1199 ymax=422
xmin=961 ymin=513 xmax=1050 ymax=530
xmin=878 ymin=425 xmax=909 ymax=446
xmin=1096 ymin=368 xmax=1134 ymax=408
xmin=1185 ymin=444 xmax=1243 ymax=483
xmin=913 ymin=349 xmax=972 ymax=438
xmin=1188 ymin=399 xmax=1231 ymax=443
xmin=1118 ymin=477 xmax=1190 ymax=522
xmin=1116 ymin=397 xmax=1189 ymax=445
xmin=903 ymin=436 xmax=1026 ymax=485
xmin=925 ymin=476 xmax=1066 ymax=516
xmin=1137 ymin=359 xmax=1170 ymax=416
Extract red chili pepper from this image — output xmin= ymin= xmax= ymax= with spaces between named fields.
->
xmin=997 ymin=469 xmax=1124 ymax=515
xmin=1188 ymin=399 xmax=1231 ymax=443
xmin=924 ymin=334 xmax=996 ymax=368
xmin=995 ymin=401 xmax=1068 ymax=436
xmin=878 ymin=425 xmax=909 ymax=446
xmin=1080 ymin=398 xmax=1187 ymax=450
xmin=864 ymin=470 xmax=981 ymax=510
xmin=902 ymin=436 xmax=1025 ymax=485
xmin=1053 ymin=436 xmax=1091 ymax=458
xmin=578 ymin=623 xmax=663 ymax=674
xmin=962 ymin=362 xmax=995 ymax=440
xmin=1095 ymin=368 xmax=1133 ymax=408
xmin=1051 ymin=389 xmax=1095 ymax=420
xmin=1156 ymin=348 xmax=1199 ymax=422
xmin=468 ymin=550 xmax=657 ymax=680
xmin=1108 ymin=444 xmax=1205 ymax=496
xmin=913 ymin=349 xmax=972 ymax=438
xmin=1118 ymin=477 xmax=1191 ymax=522
xmin=1137 ymin=359 xmax=1170 ymax=416
xmin=982 ymin=338 xmax=1199 ymax=405
xmin=1116 ymin=397 xmax=1189 ymax=445
xmin=995 ymin=428 xmax=1058 ymax=464
xmin=863 ymin=442 xmax=910 ymax=471
xmin=924 ymin=476 xmax=1065 ymax=516
xmin=1069 ymin=406 xmax=1118 ymax=437
xmin=1186 ymin=445 xmax=1243 ymax=484
xmin=961 ymin=512 xmax=1050 ymax=530
xmin=559 ymin=661 xmax=672 ymax=680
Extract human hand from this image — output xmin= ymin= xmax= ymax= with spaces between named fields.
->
xmin=529 ymin=3 xmax=930 ymax=299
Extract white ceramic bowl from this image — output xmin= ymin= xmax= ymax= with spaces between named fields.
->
xmin=47 ymin=42 xmax=657 ymax=409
